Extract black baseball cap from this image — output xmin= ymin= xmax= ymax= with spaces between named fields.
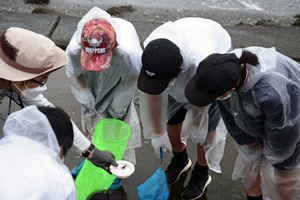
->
xmin=185 ymin=53 xmax=240 ymax=107
xmin=137 ymin=38 xmax=183 ymax=95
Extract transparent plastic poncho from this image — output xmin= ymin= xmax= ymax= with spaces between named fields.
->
xmin=0 ymin=106 xmax=77 ymax=199
xmin=220 ymin=46 xmax=300 ymax=165
xmin=218 ymin=46 xmax=300 ymax=199
xmin=65 ymin=7 xmax=142 ymax=163
xmin=139 ymin=17 xmax=232 ymax=173
xmin=139 ymin=90 xmax=169 ymax=139
xmin=232 ymin=155 xmax=300 ymax=200
xmin=0 ymin=89 xmax=91 ymax=155
xmin=139 ymin=89 xmax=227 ymax=173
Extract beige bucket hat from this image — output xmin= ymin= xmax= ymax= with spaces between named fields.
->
xmin=0 ymin=27 xmax=69 ymax=81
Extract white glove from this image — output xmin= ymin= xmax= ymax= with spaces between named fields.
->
xmin=151 ymin=133 xmax=167 ymax=158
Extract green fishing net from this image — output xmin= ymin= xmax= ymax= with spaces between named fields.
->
xmin=75 ymin=118 xmax=131 ymax=200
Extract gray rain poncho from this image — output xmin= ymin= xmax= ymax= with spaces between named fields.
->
xmin=65 ymin=7 xmax=142 ymax=164
xmin=217 ymin=46 xmax=300 ymax=199
xmin=139 ymin=18 xmax=232 ymax=173
xmin=0 ymin=106 xmax=77 ymax=199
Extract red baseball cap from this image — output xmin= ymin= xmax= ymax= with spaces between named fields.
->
xmin=80 ymin=19 xmax=117 ymax=71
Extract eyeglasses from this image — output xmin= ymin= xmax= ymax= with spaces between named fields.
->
xmin=30 ymin=77 xmax=48 ymax=87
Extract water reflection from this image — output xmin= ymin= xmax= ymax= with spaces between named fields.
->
xmin=167 ymin=168 xmax=208 ymax=200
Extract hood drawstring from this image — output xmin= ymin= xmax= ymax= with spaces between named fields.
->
xmin=6 ymin=81 xmax=24 ymax=115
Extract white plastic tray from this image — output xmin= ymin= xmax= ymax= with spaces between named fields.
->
xmin=110 ymin=160 xmax=135 ymax=179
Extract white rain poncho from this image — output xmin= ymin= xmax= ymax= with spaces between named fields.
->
xmin=0 ymin=90 xmax=91 ymax=155
xmin=65 ymin=7 xmax=142 ymax=164
xmin=217 ymin=46 xmax=300 ymax=199
xmin=0 ymin=106 xmax=77 ymax=200
xmin=139 ymin=18 xmax=232 ymax=173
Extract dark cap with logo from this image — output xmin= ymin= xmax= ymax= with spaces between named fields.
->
xmin=185 ymin=53 xmax=240 ymax=107
xmin=137 ymin=38 xmax=183 ymax=95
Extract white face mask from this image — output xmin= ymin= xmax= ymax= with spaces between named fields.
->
xmin=166 ymin=79 xmax=176 ymax=88
xmin=14 ymin=82 xmax=47 ymax=100
xmin=216 ymin=93 xmax=231 ymax=100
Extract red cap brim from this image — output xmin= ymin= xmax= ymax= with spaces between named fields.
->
xmin=80 ymin=49 xmax=113 ymax=71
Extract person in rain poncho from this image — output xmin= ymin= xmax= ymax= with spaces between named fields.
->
xmin=65 ymin=7 xmax=142 ymax=166
xmin=0 ymin=105 xmax=77 ymax=199
xmin=137 ymin=18 xmax=231 ymax=199
xmin=0 ymin=27 xmax=117 ymax=174
xmin=185 ymin=47 xmax=300 ymax=200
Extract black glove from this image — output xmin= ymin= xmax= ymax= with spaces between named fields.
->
xmin=89 ymin=147 xmax=118 ymax=174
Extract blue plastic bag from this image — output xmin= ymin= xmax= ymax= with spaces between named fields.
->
xmin=137 ymin=167 xmax=169 ymax=200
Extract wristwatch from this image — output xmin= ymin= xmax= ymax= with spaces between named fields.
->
xmin=81 ymin=143 xmax=95 ymax=157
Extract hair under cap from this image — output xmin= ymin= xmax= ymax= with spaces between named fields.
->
xmin=185 ymin=53 xmax=240 ymax=107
